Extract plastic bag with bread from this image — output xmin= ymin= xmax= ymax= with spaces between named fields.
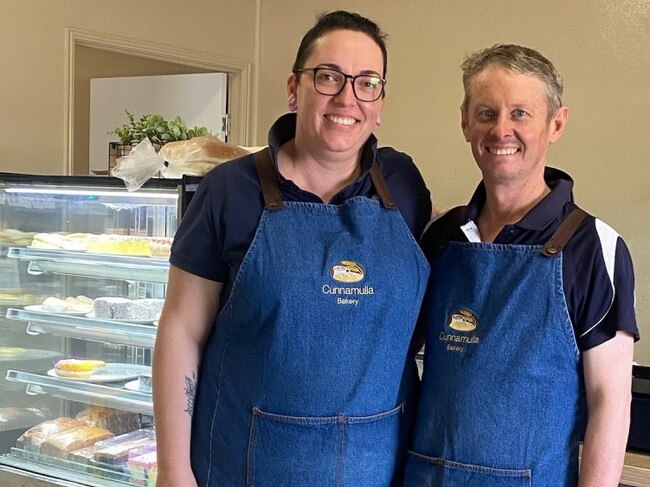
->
xmin=158 ymin=135 xmax=249 ymax=178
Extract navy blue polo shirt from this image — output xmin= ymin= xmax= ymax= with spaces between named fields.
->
xmin=171 ymin=113 xmax=432 ymax=305
xmin=420 ymin=167 xmax=638 ymax=351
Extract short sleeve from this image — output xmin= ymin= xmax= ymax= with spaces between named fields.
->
xmin=170 ymin=174 xmax=227 ymax=282
xmin=575 ymin=220 xmax=639 ymax=350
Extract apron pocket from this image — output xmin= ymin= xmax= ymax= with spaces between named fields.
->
xmin=344 ymin=402 xmax=406 ymax=487
xmin=247 ymin=403 xmax=405 ymax=487
xmin=404 ymin=451 xmax=531 ymax=487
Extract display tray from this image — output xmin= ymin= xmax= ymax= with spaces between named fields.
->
xmin=8 ymin=447 xmax=139 ymax=485
xmin=85 ymin=313 xmax=157 ymax=325
xmin=124 ymin=380 xmax=151 ymax=394
xmin=23 ymin=304 xmax=92 ymax=316
xmin=47 ymin=363 xmax=151 ymax=383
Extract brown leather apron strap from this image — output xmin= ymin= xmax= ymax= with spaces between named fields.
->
xmin=369 ymin=162 xmax=397 ymax=210
xmin=253 ymin=148 xmax=283 ymax=210
xmin=541 ymin=207 xmax=589 ymax=257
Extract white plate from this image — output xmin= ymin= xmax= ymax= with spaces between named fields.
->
xmin=24 ymin=304 xmax=92 ymax=316
xmin=124 ymin=379 xmax=151 ymax=393
xmin=85 ymin=312 xmax=155 ymax=325
xmin=47 ymin=363 xmax=151 ymax=383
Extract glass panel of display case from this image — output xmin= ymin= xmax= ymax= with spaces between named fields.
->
xmin=0 ymin=174 xmax=178 ymax=486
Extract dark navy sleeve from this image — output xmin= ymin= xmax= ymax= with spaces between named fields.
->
xmin=568 ymin=218 xmax=639 ymax=350
xmin=377 ymin=147 xmax=432 ymax=238
xmin=169 ymin=154 xmax=265 ymax=285
xmin=170 ymin=170 xmax=227 ymax=282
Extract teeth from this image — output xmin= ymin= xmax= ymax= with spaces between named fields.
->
xmin=326 ymin=115 xmax=356 ymax=126
xmin=491 ymin=148 xmax=518 ymax=155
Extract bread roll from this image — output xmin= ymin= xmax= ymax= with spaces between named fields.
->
xmin=159 ymin=136 xmax=250 ymax=177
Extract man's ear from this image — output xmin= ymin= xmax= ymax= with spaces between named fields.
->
xmin=460 ymin=106 xmax=470 ymax=142
xmin=549 ymin=106 xmax=569 ymax=143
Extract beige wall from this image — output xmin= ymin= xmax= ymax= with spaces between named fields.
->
xmin=0 ymin=0 xmax=258 ymax=175
xmin=257 ymin=1 xmax=650 ymax=362
xmin=0 ymin=1 xmax=648 ymax=361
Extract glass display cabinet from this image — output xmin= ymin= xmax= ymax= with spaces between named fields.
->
xmin=0 ymin=173 xmax=192 ymax=486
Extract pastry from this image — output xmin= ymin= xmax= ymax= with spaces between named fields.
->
xmin=148 ymin=237 xmax=173 ymax=258
xmin=54 ymin=359 xmax=106 ymax=379
xmin=40 ymin=295 xmax=94 ymax=313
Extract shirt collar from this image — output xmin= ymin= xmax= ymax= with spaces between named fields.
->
xmin=465 ymin=167 xmax=574 ymax=231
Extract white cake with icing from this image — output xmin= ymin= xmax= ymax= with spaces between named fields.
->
xmin=93 ymin=298 xmax=164 ymax=321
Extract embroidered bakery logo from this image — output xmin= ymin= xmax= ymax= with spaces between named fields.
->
xmin=330 ymin=260 xmax=365 ymax=282
xmin=439 ymin=309 xmax=480 ymax=353
xmin=322 ymin=260 xmax=374 ymax=306
xmin=449 ymin=309 xmax=477 ymax=331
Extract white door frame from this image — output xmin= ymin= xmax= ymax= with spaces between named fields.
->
xmin=64 ymin=27 xmax=254 ymax=175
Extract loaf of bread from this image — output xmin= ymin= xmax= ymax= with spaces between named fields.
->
xmin=40 ymin=426 xmax=113 ymax=458
xmin=75 ymin=406 xmax=140 ymax=436
xmin=16 ymin=417 xmax=84 ymax=451
xmin=158 ymin=136 xmax=250 ymax=177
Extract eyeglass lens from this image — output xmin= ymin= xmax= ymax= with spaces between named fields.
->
xmin=312 ymin=68 xmax=383 ymax=101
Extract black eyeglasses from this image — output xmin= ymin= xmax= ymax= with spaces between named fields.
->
xmin=294 ymin=67 xmax=386 ymax=102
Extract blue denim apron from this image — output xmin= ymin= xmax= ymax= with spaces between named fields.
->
xmin=404 ymin=209 xmax=587 ymax=487
xmin=191 ymin=149 xmax=430 ymax=487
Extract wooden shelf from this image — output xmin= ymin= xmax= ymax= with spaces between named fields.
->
xmin=621 ymin=450 xmax=650 ymax=487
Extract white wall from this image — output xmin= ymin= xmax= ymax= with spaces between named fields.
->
xmin=89 ymin=73 xmax=227 ymax=173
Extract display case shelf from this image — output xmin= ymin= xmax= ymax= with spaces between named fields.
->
xmin=6 ymin=308 xmax=157 ymax=348
xmin=6 ymin=247 xmax=169 ymax=283
xmin=5 ymin=370 xmax=152 ymax=416
xmin=0 ymin=454 xmax=129 ymax=487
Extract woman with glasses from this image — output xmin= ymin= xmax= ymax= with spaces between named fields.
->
xmin=153 ymin=10 xmax=431 ymax=487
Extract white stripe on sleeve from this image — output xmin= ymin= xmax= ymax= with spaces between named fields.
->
xmin=580 ymin=219 xmax=620 ymax=337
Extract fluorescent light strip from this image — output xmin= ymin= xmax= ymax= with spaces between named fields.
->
xmin=4 ymin=187 xmax=178 ymax=199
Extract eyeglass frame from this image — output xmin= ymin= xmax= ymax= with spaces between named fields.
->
xmin=293 ymin=67 xmax=386 ymax=102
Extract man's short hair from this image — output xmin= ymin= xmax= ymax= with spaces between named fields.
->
xmin=460 ymin=44 xmax=564 ymax=120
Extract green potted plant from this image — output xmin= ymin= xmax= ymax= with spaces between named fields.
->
xmin=107 ymin=110 xmax=212 ymax=175
xmin=111 ymin=110 xmax=212 ymax=146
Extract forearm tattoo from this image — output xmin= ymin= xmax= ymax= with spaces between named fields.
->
xmin=184 ymin=371 xmax=197 ymax=417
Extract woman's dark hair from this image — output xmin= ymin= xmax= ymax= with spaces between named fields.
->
xmin=292 ymin=10 xmax=388 ymax=76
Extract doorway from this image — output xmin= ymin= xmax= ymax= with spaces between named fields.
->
xmin=64 ymin=28 xmax=254 ymax=175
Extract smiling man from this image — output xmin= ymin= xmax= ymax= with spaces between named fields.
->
xmin=405 ymin=44 xmax=638 ymax=487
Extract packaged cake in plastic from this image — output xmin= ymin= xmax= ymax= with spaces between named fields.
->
xmin=40 ymin=426 xmax=113 ymax=458
xmin=128 ymin=450 xmax=158 ymax=486
xmin=93 ymin=428 xmax=156 ymax=465
xmin=16 ymin=417 xmax=83 ymax=452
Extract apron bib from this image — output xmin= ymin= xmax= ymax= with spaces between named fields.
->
xmin=405 ymin=209 xmax=587 ymax=487
xmin=191 ymin=149 xmax=430 ymax=487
